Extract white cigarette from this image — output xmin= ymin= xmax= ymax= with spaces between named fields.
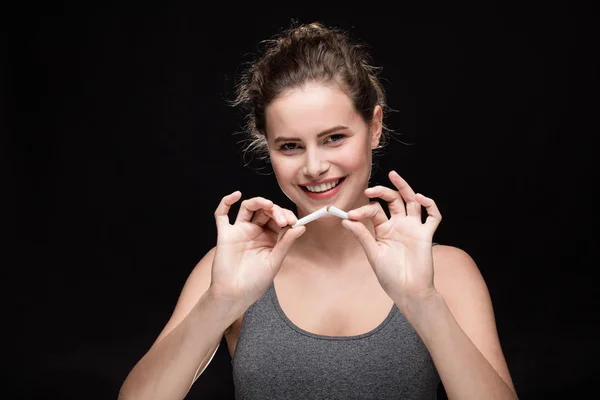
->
xmin=327 ymin=205 xmax=349 ymax=220
xmin=292 ymin=207 xmax=329 ymax=227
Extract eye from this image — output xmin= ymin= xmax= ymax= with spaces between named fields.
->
xmin=279 ymin=142 xmax=300 ymax=152
xmin=326 ymin=134 xmax=346 ymax=144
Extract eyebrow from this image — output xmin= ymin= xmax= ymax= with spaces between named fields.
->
xmin=273 ymin=125 xmax=349 ymax=144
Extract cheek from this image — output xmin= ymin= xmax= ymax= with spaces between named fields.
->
xmin=271 ymin=156 xmax=298 ymax=183
xmin=338 ymin=143 xmax=371 ymax=170
xmin=270 ymin=157 xmax=300 ymax=202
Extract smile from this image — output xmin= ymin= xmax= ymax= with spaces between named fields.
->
xmin=304 ymin=179 xmax=341 ymax=193
xmin=299 ymin=177 xmax=346 ymax=200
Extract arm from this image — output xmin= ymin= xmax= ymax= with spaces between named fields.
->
xmin=402 ymin=245 xmax=517 ymax=400
xmin=342 ymin=172 xmax=516 ymax=398
xmin=118 ymin=247 xmax=243 ymax=400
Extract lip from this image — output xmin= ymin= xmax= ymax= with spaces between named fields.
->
xmin=299 ymin=177 xmax=346 ymax=201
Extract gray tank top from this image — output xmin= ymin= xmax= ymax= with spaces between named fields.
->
xmin=231 ymin=266 xmax=441 ymax=399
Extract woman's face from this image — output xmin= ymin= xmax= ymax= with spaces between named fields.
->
xmin=265 ymin=82 xmax=382 ymax=217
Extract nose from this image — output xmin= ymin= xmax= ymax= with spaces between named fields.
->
xmin=302 ymin=147 xmax=330 ymax=178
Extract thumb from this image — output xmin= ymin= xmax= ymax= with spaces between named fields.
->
xmin=341 ymin=219 xmax=379 ymax=262
xmin=270 ymin=226 xmax=306 ymax=268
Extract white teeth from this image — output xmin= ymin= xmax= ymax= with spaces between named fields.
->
xmin=305 ymin=179 xmax=340 ymax=193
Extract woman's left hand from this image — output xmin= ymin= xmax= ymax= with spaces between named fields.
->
xmin=342 ymin=170 xmax=443 ymax=308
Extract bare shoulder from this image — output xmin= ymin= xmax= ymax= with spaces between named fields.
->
xmin=432 ymin=244 xmax=483 ymax=289
xmin=431 ymin=244 xmax=492 ymax=323
xmin=431 ymin=244 xmax=515 ymax=390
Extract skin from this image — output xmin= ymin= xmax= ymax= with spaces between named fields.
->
xmin=259 ymin=81 xmax=518 ymax=398
xmin=266 ymin=82 xmax=380 ymax=266
xmin=118 ymin=81 xmax=518 ymax=400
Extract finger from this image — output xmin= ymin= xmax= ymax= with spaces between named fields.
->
xmin=364 ymin=185 xmax=405 ymax=215
xmin=273 ymin=207 xmax=301 ymax=240
xmin=250 ymin=209 xmax=271 ymax=227
xmin=341 ymin=219 xmax=379 ymax=263
xmin=254 ymin=205 xmax=289 ymax=228
xmin=282 ymin=208 xmax=298 ymax=227
xmin=270 ymin=226 xmax=306 ymax=269
xmin=265 ymin=217 xmax=283 ymax=234
xmin=388 ymin=171 xmax=421 ymax=217
xmin=347 ymin=201 xmax=388 ymax=227
xmin=214 ymin=191 xmax=242 ymax=228
xmin=269 ymin=205 xmax=293 ymax=227
xmin=234 ymin=197 xmax=274 ymax=224
xmin=416 ymin=193 xmax=442 ymax=231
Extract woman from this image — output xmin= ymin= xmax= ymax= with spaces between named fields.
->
xmin=119 ymin=22 xmax=517 ymax=399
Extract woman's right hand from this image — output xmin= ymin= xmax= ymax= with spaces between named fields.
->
xmin=208 ymin=191 xmax=306 ymax=311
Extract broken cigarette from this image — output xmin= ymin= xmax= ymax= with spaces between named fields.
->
xmin=292 ymin=207 xmax=329 ymax=227
xmin=290 ymin=205 xmax=349 ymax=228
xmin=327 ymin=205 xmax=348 ymax=220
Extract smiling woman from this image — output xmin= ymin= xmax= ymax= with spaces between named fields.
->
xmin=264 ymin=82 xmax=380 ymax=211
xmin=118 ymin=21 xmax=517 ymax=400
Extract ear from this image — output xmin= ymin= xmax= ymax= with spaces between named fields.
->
xmin=370 ymin=105 xmax=383 ymax=149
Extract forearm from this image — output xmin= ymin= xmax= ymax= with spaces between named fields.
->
xmin=119 ymin=290 xmax=242 ymax=400
xmin=400 ymin=293 xmax=517 ymax=400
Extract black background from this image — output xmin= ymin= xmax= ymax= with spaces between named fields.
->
xmin=4 ymin=4 xmax=598 ymax=399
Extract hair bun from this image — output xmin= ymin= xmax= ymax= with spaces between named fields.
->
xmin=233 ymin=21 xmax=389 ymax=163
xmin=275 ymin=22 xmax=331 ymax=49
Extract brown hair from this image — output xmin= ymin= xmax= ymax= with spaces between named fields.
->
xmin=232 ymin=21 xmax=391 ymax=162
